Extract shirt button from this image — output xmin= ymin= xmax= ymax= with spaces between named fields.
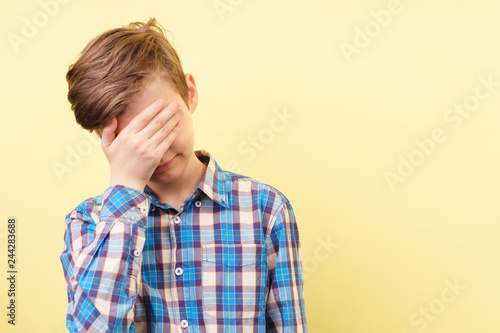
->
xmin=173 ymin=216 xmax=181 ymax=224
xmin=180 ymin=319 xmax=188 ymax=328
xmin=175 ymin=267 xmax=184 ymax=276
xmin=151 ymin=205 xmax=156 ymax=211
xmin=195 ymin=201 xmax=202 ymax=208
xmin=140 ymin=207 xmax=147 ymax=215
xmin=133 ymin=249 xmax=141 ymax=257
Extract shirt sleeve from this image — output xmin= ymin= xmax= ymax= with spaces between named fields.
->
xmin=265 ymin=199 xmax=308 ymax=333
xmin=60 ymin=185 xmax=150 ymax=333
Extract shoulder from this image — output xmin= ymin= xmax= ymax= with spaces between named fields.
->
xmin=65 ymin=192 xmax=104 ymax=225
xmin=224 ymin=170 xmax=290 ymax=203
xmin=221 ymin=169 xmax=293 ymax=223
xmin=220 ymin=169 xmax=298 ymax=238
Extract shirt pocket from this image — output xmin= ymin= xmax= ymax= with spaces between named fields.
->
xmin=202 ymin=243 xmax=267 ymax=320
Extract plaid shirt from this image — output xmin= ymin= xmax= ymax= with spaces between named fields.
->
xmin=60 ymin=150 xmax=307 ymax=332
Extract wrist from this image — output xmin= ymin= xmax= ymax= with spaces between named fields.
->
xmin=109 ymin=178 xmax=146 ymax=192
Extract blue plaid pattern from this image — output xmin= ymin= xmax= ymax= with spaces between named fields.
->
xmin=60 ymin=150 xmax=307 ymax=332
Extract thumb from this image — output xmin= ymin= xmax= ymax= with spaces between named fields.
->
xmin=101 ymin=118 xmax=117 ymax=149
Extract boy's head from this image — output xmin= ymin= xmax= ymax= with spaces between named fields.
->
xmin=66 ymin=17 xmax=189 ymax=138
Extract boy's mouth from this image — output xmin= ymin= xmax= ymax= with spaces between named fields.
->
xmin=156 ymin=155 xmax=177 ymax=171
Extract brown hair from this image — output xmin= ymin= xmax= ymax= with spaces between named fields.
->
xmin=66 ymin=18 xmax=189 ymax=137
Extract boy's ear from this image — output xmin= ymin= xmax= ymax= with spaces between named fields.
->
xmin=185 ymin=73 xmax=198 ymax=113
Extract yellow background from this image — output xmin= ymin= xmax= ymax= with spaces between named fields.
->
xmin=1 ymin=0 xmax=499 ymax=332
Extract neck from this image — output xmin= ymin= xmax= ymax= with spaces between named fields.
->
xmin=146 ymin=152 xmax=207 ymax=210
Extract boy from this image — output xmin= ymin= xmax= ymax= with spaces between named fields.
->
xmin=60 ymin=18 xmax=307 ymax=332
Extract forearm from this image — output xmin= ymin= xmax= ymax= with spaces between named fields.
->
xmin=265 ymin=201 xmax=308 ymax=332
xmin=60 ymin=185 xmax=150 ymax=332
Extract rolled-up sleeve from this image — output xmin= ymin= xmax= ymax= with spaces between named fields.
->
xmin=60 ymin=185 xmax=150 ymax=333
xmin=265 ymin=199 xmax=308 ymax=332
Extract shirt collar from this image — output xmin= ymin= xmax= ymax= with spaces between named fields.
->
xmin=144 ymin=150 xmax=230 ymax=208
xmin=194 ymin=150 xmax=230 ymax=208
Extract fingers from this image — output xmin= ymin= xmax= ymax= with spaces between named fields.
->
xmin=142 ymin=101 xmax=182 ymax=140
xmin=156 ymin=122 xmax=182 ymax=153
xmin=148 ymin=107 xmax=184 ymax=149
xmin=124 ymin=99 xmax=178 ymax=135
xmin=101 ymin=99 xmax=183 ymax=160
